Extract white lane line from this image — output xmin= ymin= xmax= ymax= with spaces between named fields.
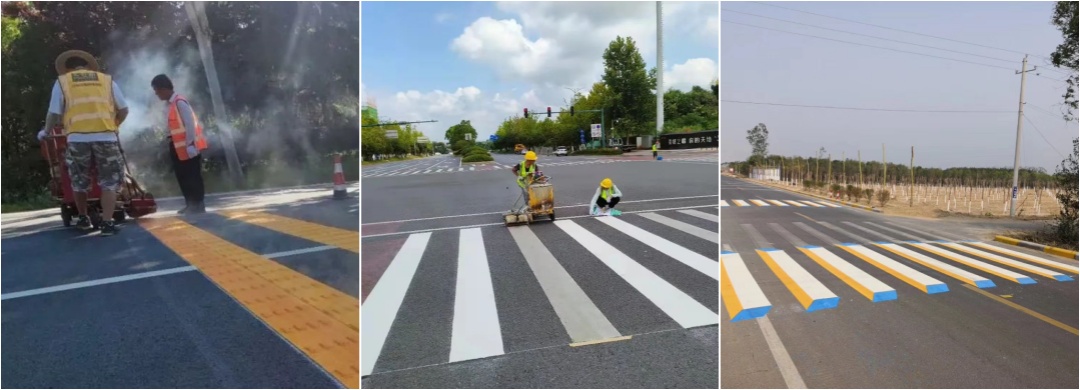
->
xmin=596 ymin=217 xmax=718 ymax=279
xmin=469 ymin=167 xmax=475 ymax=171
xmin=508 ymin=226 xmax=621 ymax=342
xmin=951 ymin=243 xmax=1076 ymax=278
xmin=637 ymin=213 xmax=718 ymax=243
xmin=784 ymin=200 xmax=808 ymax=207
xmin=758 ymin=316 xmax=808 ymax=389
xmin=757 ymin=248 xmax=840 ymax=312
xmin=837 ymin=243 xmax=948 ymax=294
xmin=720 ymin=200 xmax=730 ymax=207
xmin=1 ymin=266 xmax=197 ymax=300
xmin=554 ymin=220 xmax=718 ymax=328
xmin=720 ymin=252 xmax=772 ymax=321
xmin=875 ymin=242 xmax=995 ymax=288
xmin=436 ymin=169 xmax=444 ymax=173
xmin=732 ymin=199 xmax=750 ymax=207
xmin=799 ymin=246 xmax=896 ymax=302
xmin=263 ymin=245 xmax=337 ymax=259
xmin=450 ymin=228 xmax=504 ymax=363
xmin=765 ymin=200 xmax=788 ymax=206
xmin=362 ymin=232 xmax=432 ymax=376
xmin=910 ymin=242 xmax=1036 ymax=285
xmin=967 ymin=242 xmax=1080 ymax=274
xmin=678 ymin=209 xmax=719 ymax=223
xmin=423 ymin=170 xmax=432 ymax=174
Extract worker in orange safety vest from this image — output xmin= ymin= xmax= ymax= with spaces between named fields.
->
xmin=152 ymin=74 xmax=209 ymax=214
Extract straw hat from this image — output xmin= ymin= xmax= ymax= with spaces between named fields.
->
xmin=54 ymin=50 xmax=100 ymax=75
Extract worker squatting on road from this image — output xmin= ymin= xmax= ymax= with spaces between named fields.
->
xmin=589 ymin=178 xmax=623 ymax=216
xmin=38 ymin=50 xmax=130 ymax=236
xmin=511 ymin=151 xmax=540 ymax=212
xmin=152 ymin=75 xmax=209 ymax=214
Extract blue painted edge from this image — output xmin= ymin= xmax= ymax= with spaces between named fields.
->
xmin=758 ymin=247 xmax=780 ymax=252
xmin=721 ymin=250 xmax=736 ymax=255
xmin=1053 ymin=274 xmax=1075 ymax=282
xmin=974 ymin=279 xmax=996 ymax=289
xmin=1016 ymin=277 xmax=1037 ymax=285
xmin=730 ymin=305 xmax=771 ymax=322
xmin=800 ymin=245 xmax=822 ymax=249
xmin=805 ymin=296 xmax=841 ymax=312
xmin=926 ymin=283 xmax=949 ymax=294
xmin=872 ymin=290 xmax=898 ymax=302
xmin=875 ymin=241 xmax=892 ymax=245
xmin=839 ymin=242 xmax=858 ymax=247
xmin=935 ymin=239 xmax=951 ymax=243
xmin=904 ymin=240 xmax=921 ymax=244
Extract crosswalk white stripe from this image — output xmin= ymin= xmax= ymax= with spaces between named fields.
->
xmin=596 ymin=217 xmax=718 ymax=279
xmin=720 ymin=252 xmax=772 ymax=321
xmin=874 ymin=243 xmax=995 ymax=288
xmin=423 ymin=170 xmax=432 ymax=174
xmin=801 ymin=201 xmax=826 ymax=207
xmin=817 ymin=201 xmax=842 ymax=207
xmin=554 ymin=220 xmax=718 ymax=328
xmin=944 ymin=242 xmax=1075 ymax=280
xmin=757 ymin=248 xmax=840 ymax=312
xmin=678 ymin=209 xmax=719 ymax=223
xmin=470 ymin=167 xmax=475 ymax=171
xmin=798 ymin=246 xmax=896 ymax=302
xmin=509 ymin=226 xmax=622 ymax=342
xmin=450 ymin=228 xmax=504 ymax=363
xmin=637 ymin=213 xmax=718 ymax=243
xmin=765 ymin=200 xmax=788 ymax=206
xmin=967 ymin=242 xmax=1080 ymax=274
xmin=362 ymin=232 xmax=432 ymax=376
xmin=732 ymin=199 xmax=750 ymax=207
xmin=784 ymin=200 xmax=807 ymax=207
xmin=720 ymin=200 xmax=730 ymax=207
xmin=436 ymin=169 xmax=444 ymax=172
xmin=748 ymin=199 xmax=770 ymax=206
xmin=910 ymin=242 xmax=1037 ymax=285
xmin=837 ymin=243 xmax=948 ymax=294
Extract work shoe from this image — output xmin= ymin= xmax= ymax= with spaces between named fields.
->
xmin=177 ymin=206 xmax=188 ymax=215
xmin=99 ymin=221 xmax=118 ymax=236
xmin=188 ymin=203 xmax=207 ymax=214
xmin=75 ymin=215 xmax=93 ymax=231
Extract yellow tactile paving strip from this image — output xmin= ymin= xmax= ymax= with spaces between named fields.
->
xmin=141 ymin=217 xmax=359 ymax=388
xmin=218 ymin=210 xmax=359 ymax=253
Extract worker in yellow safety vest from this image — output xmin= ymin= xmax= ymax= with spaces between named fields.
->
xmin=652 ymin=140 xmax=660 ymax=159
xmin=589 ymin=178 xmax=623 ymax=216
xmin=152 ymin=74 xmax=209 ymax=214
xmin=40 ymin=50 xmax=130 ymax=236
xmin=511 ymin=151 xmax=540 ymax=211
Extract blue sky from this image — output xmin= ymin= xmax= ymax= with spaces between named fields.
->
xmin=362 ymin=1 xmax=719 ymax=142
xmin=721 ymin=1 xmax=1077 ymax=171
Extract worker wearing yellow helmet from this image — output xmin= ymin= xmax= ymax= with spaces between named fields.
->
xmin=511 ymin=150 xmax=540 ymax=209
xmin=590 ymin=177 xmax=623 ymax=216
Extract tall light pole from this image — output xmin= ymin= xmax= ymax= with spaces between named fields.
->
xmin=656 ymin=1 xmax=664 ymax=138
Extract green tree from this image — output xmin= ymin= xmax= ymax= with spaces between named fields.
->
xmin=602 ymin=36 xmax=654 ymax=137
xmin=746 ymin=123 xmax=769 ymax=162
xmin=1054 ymin=138 xmax=1078 ymax=247
xmin=1050 ymin=0 xmax=1078 ymax=120
xmin=444 ymin=120 xmax=478 ymax=146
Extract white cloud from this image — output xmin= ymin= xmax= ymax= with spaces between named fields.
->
xmin=367 ymin=86 xmax=542 ymax=142
xmin=663 ymin=58 xmax=717 ymax=92
xmin=435 ymin=12 xmax=453 ymax=23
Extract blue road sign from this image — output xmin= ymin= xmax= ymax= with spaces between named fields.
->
xmin=489 ymin=134 xmax=498 ymax=141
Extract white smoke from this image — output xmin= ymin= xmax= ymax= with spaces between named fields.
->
xmin=105 ymin=45 xmax=202 ymax=143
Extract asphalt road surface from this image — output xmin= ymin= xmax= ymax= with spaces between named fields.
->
xmin=361 ymin=152 xmax=719 ymax=388
xmin=720 ymin=176 xmax=1079 ymax=389
xmin=1 ymin=184 xmax=361 ymax=388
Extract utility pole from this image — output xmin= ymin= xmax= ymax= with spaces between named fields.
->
xmin=910 ymin=146 xmax=915 ymax=207
xmin=185 ymin=1 xmax=243 ymax=184
xmin=1011 ymin=55 xmax=1035 ymax=218
xmin=858 ymin=150 xmax=863 ymax=186
xmin=882 ymin=143 xmax=886 ymax=190
xmin=656 ymin=1 xmax=664 ymax=138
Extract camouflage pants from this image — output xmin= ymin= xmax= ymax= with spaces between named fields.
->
xmin=65 ymin=141 xmax=123 ymax=192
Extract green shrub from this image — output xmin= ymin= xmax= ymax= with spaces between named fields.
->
xmin=877 ymin=190 xmax=891 ymax=207
xmin=462 ymin=154 xmax=494 ymax=163
xmin=863 ymin=188 xmax=874 ymax=204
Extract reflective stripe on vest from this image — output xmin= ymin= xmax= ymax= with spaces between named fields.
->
xmin=168 ymin=94 xmax=209 ymax=161
xmin=57 ymin=70 xmax=117 ymax=134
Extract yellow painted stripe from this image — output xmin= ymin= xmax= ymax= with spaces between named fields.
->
xmin=719 ymin=260 xmax=745 ymax=319
xmin=219 ymin=210 xmax=358 ymax=253
xmin=875 ymin=244 xmax=980 ymax=287
xmin=141 ymin=217 xmax=359 ymax=388
xmin=993 ymin=235 xmax=1022 ymax=246
xmin=1045 ymin=246 xmax=1079 ymax=260
xmin=799 ymin=247 xmax=875 ymax=301
xmin=757 ymin=250 xmax=814 ymax=309
xmin=837 ymin=245 xmax=929 ymax=293
xmin=963 ymin=285 xmax=1078 ymax=336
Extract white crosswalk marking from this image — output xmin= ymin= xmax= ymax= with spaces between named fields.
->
xmin=450 ymin=228 xmax=504 ymax=363
xmin=554 ymin=220 xmax=718 ymax=328
xmin=784 ymin=200 xmax=808 ymax=207
xmin=596 ymin=217 xmax=718 ymax=279
xmin=798 ymin=246 xmax=896 ymax=302
xmin=362 ymin=232 xmax=432 ymax=376
xmin=678 ymin=209 xmax=719 ymax=223
xmin=938 ymin=242 xmax=1074 ymax=281
xmin=637 ymin=212 xmax=718 ymax=243
xmin=756 ymin=248 xmax=840 ymax=312
xmin=837 ymin=243 xmax=948 ymax=294
xmin=766 ymin=200 xmax=788 ymax=206
xmin=749 ymin=199 xmax=770 ymax=206
xmin=874 ymin=242 xmax=995 ymax=288
xmin=732 ymin=200 xmax=750 ymax=207
xmin=720 ymin=200 xmax=730 ymax=207
xmin=967 ymin=242 xmax=1080 ymax=274
xmin=720 ymin=251 xmax=772 ymax=321
xmin=908 ymin=242 xmax=1035 ymax=285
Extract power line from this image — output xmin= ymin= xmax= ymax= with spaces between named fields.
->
xmin=1023 ymin=113 xmax=1066 ymax=160
xmin=722 ymin=100 xmax=1014 ymax=113
xmin=1026 ymin=103 xmax=1074 ymax=121
xmin=723 ymin=20 xmax=1016 ymax=71
xmin=723 ymin=8 xmax=1018 ymax=65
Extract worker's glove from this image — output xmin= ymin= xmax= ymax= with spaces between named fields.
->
xmin=37 ymin=128 xmax=48 ymax=142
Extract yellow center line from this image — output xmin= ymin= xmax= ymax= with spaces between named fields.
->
xmin=219 ymin=210 xmax=359 ymax=253
xmin=141 ymin=217 xmax=359 ymax=388
xmin=962 ymin=284 xmax=1078 ymax=336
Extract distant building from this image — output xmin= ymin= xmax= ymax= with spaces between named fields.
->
xmin=362 ymin=97 xmax=378 ymax=122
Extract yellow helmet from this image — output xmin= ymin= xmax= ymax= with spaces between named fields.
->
xmin=600 ymin=178 xmax=612 ymax=188
xmin=525 ymin=151 xmax=538 ymax=161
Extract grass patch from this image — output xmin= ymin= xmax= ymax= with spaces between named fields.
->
xmin=1 ymin=191 xmax=56 ymax=213
xmin=462 ymin=153 xmax=494 ymax=163
xmin=362 ymin=155 xmax=422 ymax=166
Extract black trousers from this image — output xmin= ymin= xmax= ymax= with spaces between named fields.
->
xmin=170 ymin=146 xmax=205 ymax=206
xmin=596 ymin=196 xmax=620 ymax=209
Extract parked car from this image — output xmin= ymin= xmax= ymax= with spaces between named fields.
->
xmin=554 ymin=146 xmax=568 ymax=156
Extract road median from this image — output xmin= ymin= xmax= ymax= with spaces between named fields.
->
xmin=993 ymin=235 xmax=1080 ymax=261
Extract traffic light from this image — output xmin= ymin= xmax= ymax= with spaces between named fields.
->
xmin=547 ymin=107 xmax=552 ymax=117
xmin=524 ymin=108 xmax=529 ymax=118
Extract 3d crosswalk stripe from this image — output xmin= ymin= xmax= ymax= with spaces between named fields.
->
xmin=637 ymin=213 xmax=718 ymax=243
xmin=756 ymin=248 xmax=840 ymax=312
xmin=940 ymin=242 xmax=1073 ymax=281
xmin=766 ymin=200 xmax=789 ymax=206
xmin=907 ymin=242 xmax=1035 ymax=285
xmin=801 ymin=201 xmax=826 ymax=208
xmin=677 ymin=209 xmax=719 ymax=223
xmin=555 ymin=220 xmax=718 ymax=328
xmin=362 ymin=232 xmax=432 ymax=376
xmin=783 ymin=200 xmax=808 ymax=207
xmin=873 ymin=242 xmax=995 ymax=288
xmin=749 ymin=199 xmax=770 ymax=206
xmin=966 ymin=242 xmax=1080 ymax=274
xmin=597 ymin=217 xmax=718 ymax=280
xmin=817 ymin=201 xmax=843 ymax=208
xmin=732 ymin=199 xmax=750 ymax=207
xmin=720 ymin=200 xmax=730 ymax=207
xmin=798 ymin=246 xmax=896 ymax=302
xmin=837 ymin=243 xmax=948 ymax=294
xmin=450 ymin=228 xmax=505 ymax=363
xmin=720 ymin=251 xmax=772 ymax=321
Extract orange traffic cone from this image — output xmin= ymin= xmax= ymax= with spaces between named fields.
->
xmin=333 ymin=154 xmax=347 ymax=199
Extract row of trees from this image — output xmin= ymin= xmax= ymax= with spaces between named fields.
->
xmin=359 ymin=115 xmax=433 ymax=160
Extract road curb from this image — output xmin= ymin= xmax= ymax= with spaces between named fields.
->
xmin=749 ymin=179 xmax=883 ymax=213
xmin=993 ymin=235 xmax=1080 ymax=261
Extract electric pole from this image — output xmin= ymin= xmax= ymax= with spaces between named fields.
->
xmin=1011 ymin=55 xmax=1035 ymax=218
